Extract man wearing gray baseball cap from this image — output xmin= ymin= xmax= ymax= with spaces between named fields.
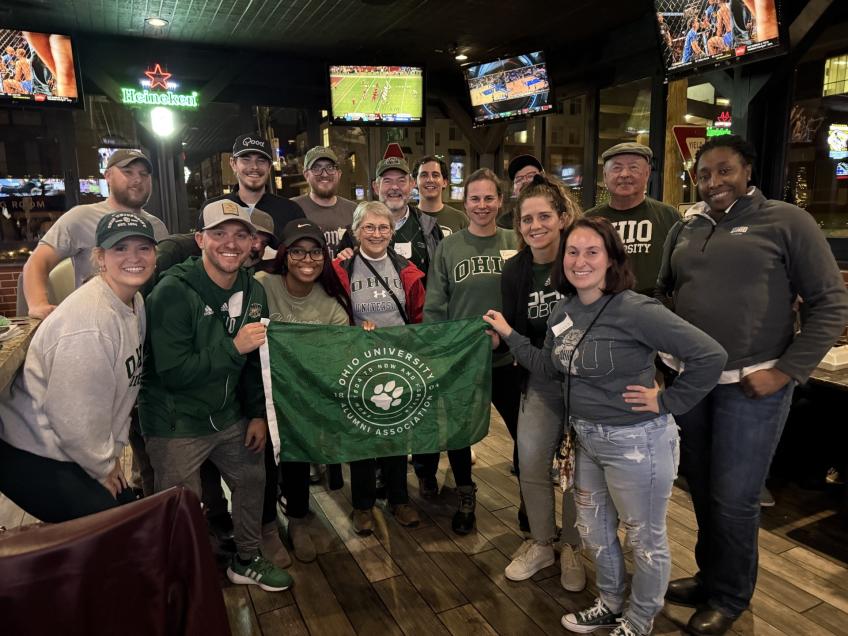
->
xmin=585 ymin=142 xmax=679 ymax=295
xmin=23 ymin=147 xmax=168 ymax=320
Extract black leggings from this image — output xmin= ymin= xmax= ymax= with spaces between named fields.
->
xmin=413 ymin=362 xmax=522 ymax=485
xmin=0 ymin=438 xmax=136 ymax=523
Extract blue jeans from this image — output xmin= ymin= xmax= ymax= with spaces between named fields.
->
xmin=573 ymin=414 xmax=679 ymax=635
xmin=677 ymin=381 xmax=794 ymax=617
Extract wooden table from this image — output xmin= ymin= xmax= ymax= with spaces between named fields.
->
xmin=0 ymin=318 xmax=39 ymax=392
xmin=808 ymin=366 xmax=848 ymax=391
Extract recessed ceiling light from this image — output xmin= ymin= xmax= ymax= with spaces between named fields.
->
xmin=455 ymin=53 xmax=468 ymax=61
xmin=146 ymin=17 xmax=168 ymax=27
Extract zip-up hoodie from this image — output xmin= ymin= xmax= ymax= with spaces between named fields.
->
xmin=655 ymin=188 xmax=848 ymax=382
xmin=139 ymin=256 xmax=268 ymax=437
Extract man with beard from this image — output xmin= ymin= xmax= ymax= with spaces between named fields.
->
xmin=413 ymin=155 xmax=467 ymax=236
xmin=372 ymin=145 xmax=442 ymax=276
xmin=585 ymin=142 xmax=679 ymax=295
xmin=292 ymin=146 xmax=356 ymax=257
xmin=23 ymin=149 xmax=168 ymax=319
xmin=205 ymin=133 xmax=305 ymax=243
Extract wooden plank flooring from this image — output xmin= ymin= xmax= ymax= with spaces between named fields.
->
xmin=1 ymin=409 xmax=847 ymax=635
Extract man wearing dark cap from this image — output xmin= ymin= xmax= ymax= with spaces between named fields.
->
xmin=23 ymin=148 xmax=169 ymax=320
xmin=204 ymin=133 xmax=305 ymax=244
xmin=292 ymin=146 xmax=356 ymax=257
xmin=498 ymin=153 xmax=545 ymax=229
xmin=585 ymin=142 xmax=679 ymax=295
xmin=373 ymin=146 xmax=442 ymax=276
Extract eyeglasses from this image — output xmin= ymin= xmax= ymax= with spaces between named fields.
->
xmin=288 ymin=247 xmax=325 ymax=261
xmin=308 ymin=165 xmax=338 ymax=176
xmin=360 ymin=224 xmax=392 ymax=236
xmin=514 ymin=170 xmax=541 ymax=185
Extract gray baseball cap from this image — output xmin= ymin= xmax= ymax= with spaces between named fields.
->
xmin=198 ymin=199 xmax=256 ymax=232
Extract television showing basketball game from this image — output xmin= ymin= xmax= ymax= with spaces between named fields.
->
xmin=0 ymin=27 xmax=82 ymax=106
xmin=654 ymin=0 xmax=783 ymax=76
xmin=329 ymin=65 xmax=424 ymax=126
xmin=464 ymin=51 xmax=553 ymax=126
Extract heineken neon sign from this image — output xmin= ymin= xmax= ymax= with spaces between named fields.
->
xmin=121 ymin=63 xmax=199 ymax=109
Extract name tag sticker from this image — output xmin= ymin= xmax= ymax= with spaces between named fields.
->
xmin=394 ymin=242 xmax=412 ymax=258
xmin=500 ymin=249 xmax=518 ymax=260
xmin=730 ymin=226 xmax=748 ymax=235
xmin=551 ymin=314 xmax=573 ymax=338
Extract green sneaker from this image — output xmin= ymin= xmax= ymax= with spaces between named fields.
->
xmin=227 ymin=554 xmax=293 ymax=592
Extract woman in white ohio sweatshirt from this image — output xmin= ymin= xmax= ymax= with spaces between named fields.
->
xmin=0 ymin=211 xmax=157 ymax=522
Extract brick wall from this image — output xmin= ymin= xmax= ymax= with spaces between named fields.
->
xmin=0 ymin=264 xmax=24 ymax=316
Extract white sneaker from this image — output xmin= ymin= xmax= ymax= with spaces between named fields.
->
xmin=561 ymin=543 xmax=587 ymax=592
xmin=504 ymin=541 xmax=555 ymax=581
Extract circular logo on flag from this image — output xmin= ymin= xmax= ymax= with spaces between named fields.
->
xmin=337 ymin=347 xmax=436 ymax=436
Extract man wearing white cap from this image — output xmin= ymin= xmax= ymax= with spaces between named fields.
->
xmin=23 ymin=148 xmax=168 ymax=319
xmin=140 ymin=199 xmax=292 ymax=592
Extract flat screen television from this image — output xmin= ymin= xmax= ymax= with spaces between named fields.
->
xmin=0 ymin=178 xmax=64 ymax=196
xmin=0 ymin=27 xmax=83 ymax=107
xmin=827 ymin=123 xmax=848 ymax=160
xmin=328 ymin=65 xmax=424 ymax=126
xmin=654 ymin=0 xmax=783 ymax=77
xmin=463 ymin=50 xmax=553 ymax=126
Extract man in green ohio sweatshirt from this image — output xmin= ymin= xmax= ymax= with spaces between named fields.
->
xmin=139 ymin=199 xmax=292 ymax=593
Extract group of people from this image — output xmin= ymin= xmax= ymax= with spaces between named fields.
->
xmin=0 ymin=129 xmax=846 ymax=636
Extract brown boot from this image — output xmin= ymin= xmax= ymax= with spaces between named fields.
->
xmin=261 ymin=522 xmax=292 ymax=569
xmin=391 ymin=503 xmax=420 ymax=528
xmin=353 ymin=508 xmax=374 ymax=535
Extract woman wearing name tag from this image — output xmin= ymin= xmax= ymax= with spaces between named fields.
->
xmin=0 ymin=212 xmax=157 ymax=522
xmin=498 ymin=174 xmax=587 ymax=592
xmin=256 ymin=219 xmax=353 ymax=563
xmin=484 ymin=217 xmax=725 ymax=636
xmin=332 ymin=200 xmax=425 ymax=535
xmin=419 ymin=168 xmax=518 ymax=535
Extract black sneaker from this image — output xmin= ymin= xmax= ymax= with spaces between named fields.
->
xmin=561 ymin=598 xmax=621 ymax=633
xmin=452 ymin=484 xmax=477 ymax=535
xmin=418 ymin=475 xmax=439 ymax=499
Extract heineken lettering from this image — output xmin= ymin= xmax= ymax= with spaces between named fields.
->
xmin=121 ymin=87 xmax=200 ymax=109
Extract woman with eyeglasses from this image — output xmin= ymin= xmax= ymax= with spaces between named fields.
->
xmin=332 ymin=200 xmax=426 ymax=535
xmin=255 ymin=219 xmax=353 ymax=563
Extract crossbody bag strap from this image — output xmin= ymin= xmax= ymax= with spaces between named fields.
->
xmin=358 ymin=252 xmax=410 ymax=324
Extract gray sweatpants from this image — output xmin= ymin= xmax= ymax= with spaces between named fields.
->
xmin=146 ymin=419 xmax=265 ymax=559
xmin=518 ymin=374 xmax=580 ymax=546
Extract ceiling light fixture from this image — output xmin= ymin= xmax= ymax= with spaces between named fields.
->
xmin=455 ymin=53 xmax=468 ymax=61
xmin=145 ymin=17 xmax=169 ymax=27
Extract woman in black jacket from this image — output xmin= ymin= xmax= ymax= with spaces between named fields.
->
xmin=499 ymin=174 xmax=585 ymax=591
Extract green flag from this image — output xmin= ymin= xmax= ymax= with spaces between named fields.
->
xmin=260 ymin=318 xmax=492 ymax=463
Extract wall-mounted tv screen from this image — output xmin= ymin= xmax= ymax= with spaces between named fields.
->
xmin=0 ymin=178 xmax=64 ymax=196
xmin=329 ymin=65 xmax=424 ymax=126
xmin=0 ymin=28 xmax=82 ymax=107
xmin=655 ymin=0 xmax=782 ymax=77
xmin=464 ymin=50 xmax=553 ymax=126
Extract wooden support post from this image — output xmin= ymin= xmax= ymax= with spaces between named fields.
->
xmin=663 ymin=78 xmax=687 ymax=208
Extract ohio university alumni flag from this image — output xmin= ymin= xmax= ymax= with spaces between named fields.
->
xmin=260 ymin=318 xmax=493 ymax=463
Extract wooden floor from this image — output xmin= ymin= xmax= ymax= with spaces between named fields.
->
xmin=2 ymin=412 xmax=847 ymax=635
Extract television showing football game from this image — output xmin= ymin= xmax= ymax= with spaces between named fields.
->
xmin=654 ymin=0 xmax=782 ymax=76
xmin=463 ymin=51 xmax=553 ymax=126
xmin=329 ymin=65 xmax=424 ymax=126
xmin=0 ymin=28 xmax=82 ymax=106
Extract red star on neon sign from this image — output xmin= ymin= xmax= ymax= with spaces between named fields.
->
xmin=144 ymin=63 xmax=172 ymax=90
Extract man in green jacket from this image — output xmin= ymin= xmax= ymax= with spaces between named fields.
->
xmin=140 ymin=199 xmax=291 ymax=592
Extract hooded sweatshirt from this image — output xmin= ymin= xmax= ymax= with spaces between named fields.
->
xmin=139 ymin=256 xmax=267 ymax=437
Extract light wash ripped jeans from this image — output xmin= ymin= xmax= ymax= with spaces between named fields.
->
xmin=572 ymin=413 xmax=680 ymax=635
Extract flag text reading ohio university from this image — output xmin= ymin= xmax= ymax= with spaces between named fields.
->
xmin=260 ymin=318 xmax=493 ymax=463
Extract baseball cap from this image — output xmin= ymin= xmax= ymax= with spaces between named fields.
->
xmin=280 ymin=219 xmax=326 ymax=249
xmin=198 ymin=199 xmax=256 ymax=232
xmin=601 ymin=142 xmax=653 ymax=163
xmin=304 ymin=146 xmax=339 ymax=170
xmin=232 ymin=133 xmax=273 ymax=161
xmin=376 ymin=142 xmax=410 ymax=177
xmin=251 ymin=208 xmax=279 ymax=248
xmin=95 ymin=211 xmax=157 ymax=249
xmin=105 ymin=149 xmax=153 ymax=172
xmin=507 ymin=154 xmax=544 ymax=181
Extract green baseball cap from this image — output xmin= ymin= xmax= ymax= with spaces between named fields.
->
xmin=304 ymin=146 xmax=339 ymax=170
xmin=96 ymin=212 xmax=157 ymax=248
xmin=376 ymin=155 xmax=411 ymax=177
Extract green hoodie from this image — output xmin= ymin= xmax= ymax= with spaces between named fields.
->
xmin=139 ymin=256 xmax=268 ymax=437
